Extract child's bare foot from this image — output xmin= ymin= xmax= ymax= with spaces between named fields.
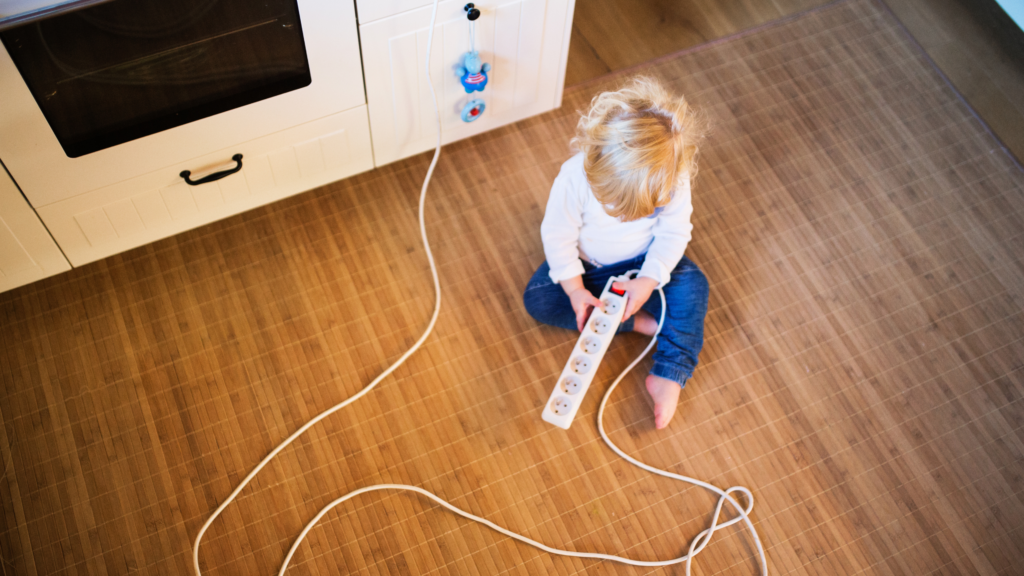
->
xmin=632 ymin=310 xmax=658 ymax=336
xmin=645 ymin=375 xmax=681 ymax=429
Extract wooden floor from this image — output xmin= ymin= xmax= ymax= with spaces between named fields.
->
xmin=567 ymin=0 xmax=824 ymax=84
xmin=3 ymin=0 xmax=1024 ymax=574
xmin=568 ymin=0 xmax=1024 ymax=163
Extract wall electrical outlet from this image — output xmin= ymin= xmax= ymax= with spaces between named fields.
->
xmin=542 ymin=273 xmax=633 ymax=429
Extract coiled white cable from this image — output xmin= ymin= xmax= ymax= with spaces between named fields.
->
xmin=192 ymin=1 xmax=768 ymax=573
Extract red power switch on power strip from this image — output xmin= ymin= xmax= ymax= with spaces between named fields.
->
xmin=610 ymin=285 xmax=625 ymax=296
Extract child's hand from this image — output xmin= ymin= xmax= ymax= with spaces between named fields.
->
xmin=568 ymin=288 xmax=603 ymax=332
xmin=612 ymin=276 xmax=659 ymax=322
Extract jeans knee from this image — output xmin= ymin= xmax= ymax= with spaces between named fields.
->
xmin=523 ymin=289 xmax=538 ymax=320
xmin=671 ymin=263 xmax=709 ymax=313
xmin=691 ymin=266 xmax=709 ymax=298
xmin=522 ymin=284 xmax=548 ymax=322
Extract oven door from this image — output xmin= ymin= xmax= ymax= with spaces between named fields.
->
xmin=0 ymin=0 xmax=363 ymax=207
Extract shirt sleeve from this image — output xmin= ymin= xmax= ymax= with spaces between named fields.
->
xmin=540 ymin=157 xmax=587 ymax=284
xmin=638 ymin=175 xmax=694 ymax=287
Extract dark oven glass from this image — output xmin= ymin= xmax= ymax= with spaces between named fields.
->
xmin=1 ymin=0 xmax=311 ymax=158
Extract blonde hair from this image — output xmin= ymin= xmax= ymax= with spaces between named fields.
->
xmin=571 ymin=76 xmax=706 ymax=221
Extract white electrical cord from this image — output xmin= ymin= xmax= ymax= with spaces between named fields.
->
xmin=192 ymin=0 xmax=768 ymax=573
xmin=191 ymin=1 xmax=443 ymax=572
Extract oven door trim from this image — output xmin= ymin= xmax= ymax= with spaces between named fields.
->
xmin=0 ymin=0 xmax=365 ymax=207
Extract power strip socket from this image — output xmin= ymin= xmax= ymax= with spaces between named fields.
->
xmin=542 ymin=273 xmax=633 ymax=429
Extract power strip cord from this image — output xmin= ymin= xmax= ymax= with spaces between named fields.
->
xmin=192 ymin=1 xmax=768 ymax=573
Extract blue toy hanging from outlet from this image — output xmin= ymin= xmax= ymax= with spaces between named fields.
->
xmin=458 ymin=51 xmax=490 ymax=93
xmin=458 ymin=3 xmax=489 ymax=121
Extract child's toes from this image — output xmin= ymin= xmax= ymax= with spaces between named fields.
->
xmin=653 ymin=400 xmax=676 ymax=429
xmin=645 ymin=375 xmax=681 ymax=429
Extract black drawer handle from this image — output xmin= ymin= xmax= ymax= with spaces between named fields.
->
xmin=180 ymin=154 xmax=243 ymax=186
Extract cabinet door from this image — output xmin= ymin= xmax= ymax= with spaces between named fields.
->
xmin=360 ymin=0 xmax=575 ymax=166
xmin=0 ymin=166 xmax=71 ymax=293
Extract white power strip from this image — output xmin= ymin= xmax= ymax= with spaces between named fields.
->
xmin=542 ymin=272 xmax=633 ymax=429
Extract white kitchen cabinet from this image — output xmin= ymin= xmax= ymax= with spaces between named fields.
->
xmin=360 ymin=0 xmax=575 ymax=166
xmin=0 ymin=0 xmax=576 ymax=292
xmin=0 ymin=165 xmax=71 ymax=292
xmin=35 ymin=107 xmax=374 ymax=267
xmin=356 ymin=0 xmax=439 ymax=24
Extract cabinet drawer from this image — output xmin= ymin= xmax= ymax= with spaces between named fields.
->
xmin=37 ymin=106 xmax=373 ymax=267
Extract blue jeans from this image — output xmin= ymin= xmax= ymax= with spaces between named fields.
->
xmin=522 ymin=254 xmax=709 ymax=387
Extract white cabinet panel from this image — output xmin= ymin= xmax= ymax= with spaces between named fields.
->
xmin=0 ymin=166 xmax=71 ymax=293
xmin=357 ymin=0 xmax=435 ymax=24
xmin=361 ymin=0 xmax=575 ymax=166
xmin=37 ymin=106 xmax=374 ymax=267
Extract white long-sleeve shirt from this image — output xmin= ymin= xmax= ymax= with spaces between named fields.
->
xmin=540 ymin=153 xmax=693 ymax=287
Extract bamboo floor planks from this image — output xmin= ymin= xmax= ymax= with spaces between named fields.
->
xmin=1 ymin=0 xmax=1023 ymax=574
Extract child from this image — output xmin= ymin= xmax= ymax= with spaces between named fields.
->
xmin=523 ymin=76 xmax=708 ymax=429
